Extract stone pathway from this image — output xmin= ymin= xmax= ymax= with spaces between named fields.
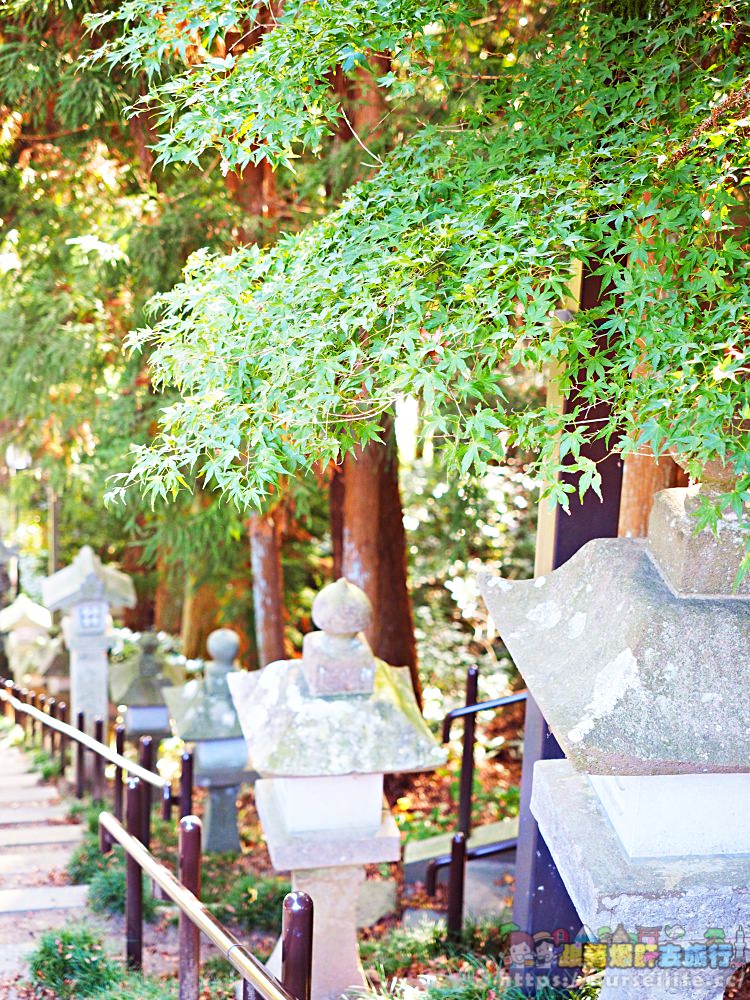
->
xmin=0 ymin=736 xmax=86 ymax=991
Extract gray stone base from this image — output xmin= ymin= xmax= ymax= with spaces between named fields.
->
xmin=255 ymin=780 xmax=400 ymax=871
xmin=531 ymin=760 xmax=747 ymax=999
xmin=203 ymin=785 xmax=241 ymax=853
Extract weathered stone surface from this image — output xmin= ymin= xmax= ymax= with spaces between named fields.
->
xmin=531 ymin=760 xmax=750 ymax=938
xmin=42 ymin=545 xmax=136 ymax=612
xmin=228 ymin=658 xmax=445 ymax=777
xmin=201 ymin=784 xmax=241 ymax=853
xmin=163 ymin=629 xmax=243 ymax=743
xmin=356 ymin=879 xmax=398 ymax=928
xmin=255 ymin=779 xmax=401 ymax=870
xmin=647 ymin=487 xmax=749 ymax=597
xmin=478 ymin=538 xmax=750 ymax=775
xmin=302 ymin=578 xmax=376 ymax=696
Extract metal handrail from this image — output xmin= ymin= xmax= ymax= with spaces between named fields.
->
xmin=0 ymin=684 xmax=167 ymax=791
xmin=442 ymin=690 xmax=529 ymax=743
xmin=99 ymin=789 xmax=313 ymax=1000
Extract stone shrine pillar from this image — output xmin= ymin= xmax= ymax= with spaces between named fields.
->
xmin=110 ymin=632 xmax=178 ymax=740
xmin=228 ymin=578 xmax=446 ymax=1000
xmin=42 ymin=546 xmax=136 ymax=733
xmin=163 ymin=629 xmax=250 ymax=852
xmin=0 ymin=594 xmax=52 ymax=684
xmin=480 ymin=478 xmax=750 ymax=999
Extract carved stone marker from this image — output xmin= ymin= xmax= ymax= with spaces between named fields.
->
xmin=112 ymin=632 xmax=175 ymax=740
xmin=480 ymin=484 xmax=750 ymax=999
xmin=228 ymin=578 xmax=445 ymax=1000
xmin=42 ymin=546 xmax=136 ymax=733
xmin=163 ymin=628 xmax=249 ymax=852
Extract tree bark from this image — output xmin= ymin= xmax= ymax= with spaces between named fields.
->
xmin=249 ymin=507 xmax=286 ymax=665
xmin=329 ymin=463 xmax=345 ymax=579
xmin=154 ymin=554 xmax=183 ymax=634
xmin=181 ymin=577 xmax=220 ymax=659
xmin=617 ymin=450 xmax=689 ymax=538
xmin=341 ymin=416 xmax=420 ymax=702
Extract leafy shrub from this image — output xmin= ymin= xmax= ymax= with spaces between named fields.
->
xmin=68 ymin=833 xmax=109 ymax=884
xmin=28 ymin=926 xmax=120 ymax=998
xmin=215 ymin=873 xmax=291 ymax=933
xmin=87 ymin=860 xmax=159 ymax=922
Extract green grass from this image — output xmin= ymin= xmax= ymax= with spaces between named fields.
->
xmin=28 ymin=926 xmax=120 ymax=998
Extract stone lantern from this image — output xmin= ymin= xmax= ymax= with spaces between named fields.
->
xmin=227 ymin=578 xmax=446 ymax=1000
xmin=163 ymin=629 xmax=249 ymax=852
xmin=479 ymin=483 xmax=750 ymax=999
xmin=111 ymin=632 xmax=176 ymax=741
xmin=37 ymin=635 xmax=70 ymax=698
xmin=0 ymin=539 xmax=17 ymax=610
xmin=42 ymin=546 xmax=136 ymax=733
xmin=0 ymin=594 xmax=52 ymax=684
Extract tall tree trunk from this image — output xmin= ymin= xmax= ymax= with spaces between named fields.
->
xmin=341 ymin=416 xmax=420 ymax=701
xmin=154 ymin=554 xmax=183 ymax=634
xmin=249 ymin=507 xmax=286 ymax=665
xmin=329 ymin=463 xmax=345 ymax=579
xmin=617 ymin=449 xmax=689 ymax=538
xmin=181 ymin=577 xmax=220 ymax=659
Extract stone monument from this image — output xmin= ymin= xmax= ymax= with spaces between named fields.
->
xmin=0 ymin=593 xmax=52 ymax=684
xmin=112 ymin=632 xmax=176 ymax=740
xmin=163 ymin=628 xmax=249 ymax=852
xmin=479 ymin=481 xmax=750 ymax=999
xmin=228 ymin=577 xmax=446 ymax=1000
xmin=42 ymin=546 xmax=136 ymax=733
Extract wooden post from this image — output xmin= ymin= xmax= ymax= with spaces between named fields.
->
xmin=126 ymin=777 xmax=143 ymax=970
xmin=282 ymin=892 xmax=314 ymax=1000
xmin=178 ymin=816 xmax=202 ymax=1000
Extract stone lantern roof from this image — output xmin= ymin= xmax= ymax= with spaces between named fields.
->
xmin=228 ymin=578 xmax=445 ymax=777
xmin=42 ymin=545 xmax=136 ymax=612
xmin=479 ymin=487 xmax=750 ymax=777
xmin=0 ymin=594 xmax=52 ymax=633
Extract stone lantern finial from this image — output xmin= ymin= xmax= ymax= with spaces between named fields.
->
xmin=302 ymin=577 xmax=376 ymax=696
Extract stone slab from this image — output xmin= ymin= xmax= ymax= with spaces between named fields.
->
xmin=0 ymin=885 xmax=88 ymax=914
xmin=256 ymin=780 xmax=401 ymax=871
xmin=531 ymin=759 xmax=750 ymax=935
xmin=403 ymin=818 xmax=518 ymax=882
xmin=0 ymin=824 xmax=82 ymax=848
xmin=356 ymin=879 xmax=398 ymax=928
xmin=479 ymin=539 xmax=750 ymax=775
xmin=0 ymin=805 xmax=68 ymax=826
xmin=1 ymin=773 xmax=43 ymax=789
xmin=0 ymin=785 xmax=57 ymax=805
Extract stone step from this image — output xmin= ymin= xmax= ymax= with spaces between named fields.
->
xmin=0 ymin=805 xmax=69 ymax=827
xmin=0 ymin=785 xmax=58 ymax=805
xmin=1 ymin=773 xmax=44 ymax=790
xmin=0 ymin=824 xmax=82 ymax=848
xmin=403 ymin=818 xmax=518 ymax=883
xmin=0 ymin=884 xmax=88 ymax=914
xmin=0 ymin=848 xmax=73 ymax=885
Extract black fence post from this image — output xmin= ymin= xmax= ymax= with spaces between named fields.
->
xmin=126 ymin=777 xmax=143 ymax=971
xmin=178 ymin=816 xmax=202 ymax=1000
xmin=138 ymin=736 xmax=153 ymax=850
xmin=161 ymin=782 xmax=172 ymax=822
xmin=75 ymin=710 xmax=86 ymax=799
xmin=446 ymin=832 xmax=466 ymax=941
xmin=93 ymin=717 xmax=105 ymax=802
xmin=282 ymin=891 xmax=314 ymax=1000
xmin=179 ymin=751 xmax=193 ymax=819
xmin=11 ymin=684 xmax=21 ymax=726
xmin=114 ymin=726 xmax=126 ymax=822
xmin=458 ymin=666 xmax=479 ymax=838
xmin=38 ymin=695 xmax=47 ymax=751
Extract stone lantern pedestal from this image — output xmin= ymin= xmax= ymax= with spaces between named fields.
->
xmin=163 ymin=629 xmax=250 ymax=852
xmin=228 ymin=578 xmax=446 ymax=1000
xmin=41 ymin=546 xmax=136 ymax=733
xmin=480 ymin=485 xmax=750 ymax=999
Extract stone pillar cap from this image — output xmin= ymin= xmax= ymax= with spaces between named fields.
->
xmin=0 ymin=594 xmax=52 ymax=633
xmin=311 ymin=578 xmax=372 ymax=634
xmin=42 ymin=545 xmax=136 ymax=612
xmin=206 ymin=628 xmax=240 ymax=666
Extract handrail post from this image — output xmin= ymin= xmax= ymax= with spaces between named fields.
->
xmin=47 ymin=698 xmax=57 ymax=758
xmin=57 ymin=702 xmax=68 ymax=776
xmin=114 ymin=726 xmax=126 ymax=821
xmin=281 ymin=891 xmax=314 ymax=1000
xmin=38 ymin=695 xmax=47 ymax=751
xmin=126 ymin=778 xmax=143 ymax=970
xmin=28 ymin=691 xmax=36 ymax=743
xmin=93 ymin=718 xmax=105 ymax=802
xmin=458 ymin=666 xmax=479 ymax=838
xmin=178 ymin=816 xmax=202 ymax=1000
xmin=138 ymin=736 xmax=153 ymax=850
xmin=446 ymin=832 xmax=466 ymax=941
xmin=179 ymin=751 xmax=193 ymax=819
xmin=11 ymin=684 xmax=21 ymax=726
xmin=75 ymin=711 xmax=86 ymax=799
xmin=161 ymin=782 xmax=172 ymax=822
